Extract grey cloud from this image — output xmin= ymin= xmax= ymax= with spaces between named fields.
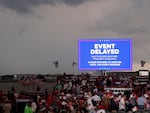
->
xmin=0 ymin=0 xmax=96 ymax=13
xmin=92 ymin=1 xmax=149 ymax=35
xmin=17 ymin=26 xmax=27 ymax=35
xmin=96 ymin=22 xmax=147 ymax=35
xmin=132 ymin=0 xmax=150 ymax=7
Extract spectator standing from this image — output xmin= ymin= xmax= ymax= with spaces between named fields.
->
xmin=24 ymin=100 xmax=33 ymax=113
xmin=36 ymin=85 xmax=40 ymax=92
xmin=119 ymin=95 xmax=126 ymax=111
xmin=137 ymin=94 xmax=146 ymax=110
xmin=0 ymin=89 xmax=3 ymax=101
xmin=144 ymin=97 xmax=150 ymax=110
xmin=109 ymin=95 xmax=119 ymax=113
xmin=31 ymin=101 xmax=37 ymax=113
xmin=101 ymin=93 xmax=110 ymax=110
xmin=45 ymin=88 xmax=48 ymax=100
xmin=2 ymin=99 xmax=12 ymax=113
xmin=86 ymin=95 xmax=96 ymax=113
xmin=128 ymin=94 xmax=137 ymax=113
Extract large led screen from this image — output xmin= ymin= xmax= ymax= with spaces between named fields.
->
xmin=78 ymin=39 xmax=132 ymax=70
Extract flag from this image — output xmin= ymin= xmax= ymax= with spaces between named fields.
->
xmin=141 ymin=60 xmax=146 ymax=67
xmin=72 ymin=61 xmax=77 ymax=67
xmin=53 ymin=61 xmax=59 ymax=68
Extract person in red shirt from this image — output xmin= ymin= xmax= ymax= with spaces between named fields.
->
xmin=46 ymin=93 xmax=53 ymax=106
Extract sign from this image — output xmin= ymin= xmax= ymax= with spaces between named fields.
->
xmin=139 ymin=70 xmax=149 ymax=76
xmin=78 ymin=39 xmax=132 ymax=70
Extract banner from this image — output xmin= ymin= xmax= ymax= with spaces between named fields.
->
xmin=78 ymin=39 xmax=132 ymax=70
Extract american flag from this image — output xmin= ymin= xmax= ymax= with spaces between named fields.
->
xmin=141 ymin=60 xmax=146 ymax=67
xmin=53 ymin=61 xmax=59 ymax=68
xmin=72 ymin=61 xmax=77 ymax=67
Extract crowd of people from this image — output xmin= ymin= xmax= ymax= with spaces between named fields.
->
xmin=0 ymin=73 xmax=150 ymax=113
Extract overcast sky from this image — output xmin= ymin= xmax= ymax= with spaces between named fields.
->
xmin=0 ymin=0 xmax=150 ymax=74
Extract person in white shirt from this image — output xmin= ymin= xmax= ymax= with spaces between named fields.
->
xmin=119 ymin=95 xmax=126 ymax=111
xmin=86 ymin=96 xmax=96 ymax=113
xmin=31 ymin=101 xmax=37 ymax=113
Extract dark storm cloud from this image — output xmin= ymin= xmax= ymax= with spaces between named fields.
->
xmin=62 ymin=0 xmax=92 ymax=6
xmin=0 ymin=0 xmax=56 ymax=13
xmin=0 ymin=0 xmax=96 ymax=13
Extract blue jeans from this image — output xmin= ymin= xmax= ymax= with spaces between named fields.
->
xmin=138 ymin=105 xmax=144 ymax=110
